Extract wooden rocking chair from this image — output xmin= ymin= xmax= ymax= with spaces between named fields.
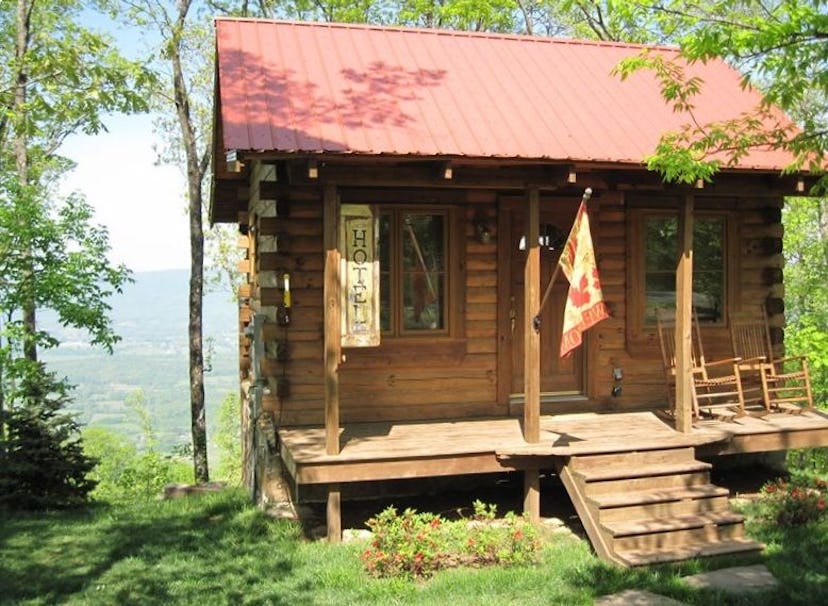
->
xmin=730 ymin=309 xmax=814 ymax=414
xmin=656 ymin=309 xmax=746 ymax=421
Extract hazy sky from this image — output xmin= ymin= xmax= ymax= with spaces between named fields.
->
xmin=58 ymin=9 xmax=191 ymax=273
xmin=61 ymin=114 xmax=191 ymax=272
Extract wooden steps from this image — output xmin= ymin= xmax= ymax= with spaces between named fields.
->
xmin=557 ymin=446 xmax=762 ymax=567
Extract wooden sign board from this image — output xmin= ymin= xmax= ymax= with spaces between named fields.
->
xmin=339 ymin=204 xmax=380 ymax=347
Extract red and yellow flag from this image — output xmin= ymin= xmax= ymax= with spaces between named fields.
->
xmin=558 ymin=199 xmax=609 ymax=357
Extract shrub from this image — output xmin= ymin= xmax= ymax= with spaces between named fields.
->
xmin=758 ymin=476 xmax=827 ymax=527
xmin=81 ymin=391 xmax=193 ymax=503
xmin=361 ymin=500 xmax=541 ymax=579
xmin=214 ymin=392 xmax=242 ymax=485
xmin=0 ymin=365 xmax=96 ymax=510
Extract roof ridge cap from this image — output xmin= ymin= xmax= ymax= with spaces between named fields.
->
xmin=213 ymin=17 xmax=679 ymax=53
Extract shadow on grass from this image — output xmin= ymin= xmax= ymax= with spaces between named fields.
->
xmin=566 ymin=536 xmax=824 ymax=606
xmin=0 ymin=491 xmax=310 ymax=605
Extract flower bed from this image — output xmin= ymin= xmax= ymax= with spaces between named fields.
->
xmin=361 ymin=500 xmax=541 ymax=578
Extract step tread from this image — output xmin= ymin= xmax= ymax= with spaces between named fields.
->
xmin=590 ymin=485 xmax=730 ymax=509
xmin=604 ymin=511 xmax=745 ymax=537
xmin=575 ymin=460 xmax=712 ymax=482
xmin=616 ymin=538 xmax=764 ymax=567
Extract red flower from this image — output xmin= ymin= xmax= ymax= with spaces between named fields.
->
xmin=764 ymin=484 xmax=777 ymax=493
xmin=818 ymin=499 xmax=825 ymax=511
xmin=430 ymin=517 xmax=441 ymax=528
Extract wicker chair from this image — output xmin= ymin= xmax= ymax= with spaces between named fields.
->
xmin=730 ymin=309 xmax=814 ymax=414
xmin=656 ymin=309 xmax=746 ymax=420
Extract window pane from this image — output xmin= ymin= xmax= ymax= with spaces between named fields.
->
xmin=379 ymin=214 xmax=391 ymax=331
xmin=643 ymin=215 xmax=725 ymax=324
xmin=402 ymin=214 xmax=444 ymax=272
xmin=401 ymin=213 xmax=445 ymax=331
xmin=403 ymin=272 xmax=444 ymax=330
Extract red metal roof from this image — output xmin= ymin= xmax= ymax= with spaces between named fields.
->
xmin=215 ymin=18 xmax=793 ymax=170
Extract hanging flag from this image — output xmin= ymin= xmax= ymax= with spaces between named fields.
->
xmin=558 ymin=191 xmax=609 ymax=357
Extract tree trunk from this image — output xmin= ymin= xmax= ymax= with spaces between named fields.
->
xmin=188 ymin=178 xmax=207 ymax=482
xmin=172 ymin=0 xmax=208 ymax=482
xmin=820 ymin=198 xmax=828 ymax=267
xmin=15 ymin=0 xmax=37 ymax=363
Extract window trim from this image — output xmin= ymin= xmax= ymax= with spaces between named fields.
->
xmin=626 ymin=204 xmax=736 ymax=348
xmin=378 ymin=205 xmax=461 ymax=339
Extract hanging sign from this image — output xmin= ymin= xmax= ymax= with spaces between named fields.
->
xmin=339 ymin=204 xmax=380 ymax=347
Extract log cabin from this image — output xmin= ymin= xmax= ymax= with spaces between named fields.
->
xmin=210 ymin=18 xmax=828 ymax=566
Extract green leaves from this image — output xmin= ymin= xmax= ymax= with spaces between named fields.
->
xmin=612 ymin=1 xmax=828 ymax=184
xmin=1 ymin=1 xmax=156 ymax=154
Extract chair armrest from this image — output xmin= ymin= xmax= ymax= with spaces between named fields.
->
xmin=704 ymin=357 xmax=742 ymax=368
xmin=737 ymin=356 xmax=767 ymax=368
xmin=772 ymin=355 xmax=808 ymax=365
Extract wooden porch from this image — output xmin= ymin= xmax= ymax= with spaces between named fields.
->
xmin=279 ymin=409 xmax=828 ymax=486
xmin=279 ymin=409 xmax=828 ymax=566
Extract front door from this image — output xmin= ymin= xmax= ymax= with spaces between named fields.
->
xmin=506 ymin=201 xmax=584 ymax=399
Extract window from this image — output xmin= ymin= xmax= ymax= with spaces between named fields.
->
xmin=379 ymin=209 xmax=448 ymax=336
xmin=640 ymin=212 xmax=726 ymax=324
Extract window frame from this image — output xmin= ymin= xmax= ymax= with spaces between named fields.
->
xmin=626 ymin=203 xmax=736 ymax=347
xmin=378 ymin=206 xmax=458 ymax=339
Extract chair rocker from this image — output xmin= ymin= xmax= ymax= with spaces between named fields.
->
xmin=656 ymin=309 xmax=746 ymax=421
xmin=729 ymin=309 xmax=814 ymax=414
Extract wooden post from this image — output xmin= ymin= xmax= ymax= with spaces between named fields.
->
xmin=675 ymin=194 xmax=694 ymax=434
xmin=523 ymin=187 xmax=541 ymax=522
xmin=327 ymin=487 xmax=341 ymax=543
xmin=324 ymin=247 xmax=341 ymax=456
xmin=323 ymin=184 xmax=342 ymax=542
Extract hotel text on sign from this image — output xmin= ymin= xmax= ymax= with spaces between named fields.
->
xmin=339 ymin=204 xmax=380 ymax=347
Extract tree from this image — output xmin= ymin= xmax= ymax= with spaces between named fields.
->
xmin=783 ymin=196 xmax=828 ymax=404
xmin=115 ymin=0 xmax=215 ymax=482
xmin=1 ymin=0 xmax=151 ymax=461
xmin=1 ymin=0 xmax=151 ymax=356
xmin=0 ymin=364 xmax=97 ymax=510
xmin=610 ymin=1 xmax=826 ymax=185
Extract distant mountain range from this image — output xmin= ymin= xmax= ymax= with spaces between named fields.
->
xmin=42 ymin=269 xmax=239 ymax=452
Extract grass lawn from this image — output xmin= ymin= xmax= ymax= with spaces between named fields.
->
xmin=1 ymin=489 xmax=825 ymax=605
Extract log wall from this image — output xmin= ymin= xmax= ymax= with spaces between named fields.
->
xmin=234 ymin=161 xmax=788 ymax=426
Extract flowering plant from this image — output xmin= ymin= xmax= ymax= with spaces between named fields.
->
xmin=361 ymin=501 xmax=540 ymax=578
xmin=759 ymin=476 xmax=827 ymax=527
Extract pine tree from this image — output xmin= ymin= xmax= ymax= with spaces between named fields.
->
xmin=0 ymin=364 xmax=97 ymax=510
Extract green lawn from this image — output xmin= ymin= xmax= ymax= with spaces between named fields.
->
xmin=1 ymin=490 xmax=825 ymax=605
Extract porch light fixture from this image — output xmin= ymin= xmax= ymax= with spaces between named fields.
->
xmin=308 ymin=159 xmax=319 ymax=179
xmin=443 ymin=162 xmax=453 ymax=180
xmin=473 ymin=209 xmax=491 ymax=244
xmin=567 ymin=169 xmax=577 ymax=184
xmin=796 ymin=178 xmax=805 ymax=193
xmin=518 ymin=224 xmax=565 ymax=251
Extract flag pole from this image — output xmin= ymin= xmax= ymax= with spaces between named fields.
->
xmin=533 ymin=187 xmax=592 ymax=332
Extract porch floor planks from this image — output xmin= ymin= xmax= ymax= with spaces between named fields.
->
xmin=278 ymin=409 xmax=828 ymax=486
xmin=279 ymin=412 xmax=706 ymax=485
xmin=693 ymin=408 xmax=828 ymax=455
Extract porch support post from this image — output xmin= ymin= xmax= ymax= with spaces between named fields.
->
xmin=523 ymin=187 xmax=541 ymax=522
xmin=323 ymin=183 xmax=342 ymax=541
xmin=675 ymin=194 xmax=694 ymax=433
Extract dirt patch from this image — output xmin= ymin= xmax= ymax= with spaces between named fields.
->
xmin=299 ymin=472 xmax=581 ymax=538
xmin=711 ymin=463 xmax=782 ymax=501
